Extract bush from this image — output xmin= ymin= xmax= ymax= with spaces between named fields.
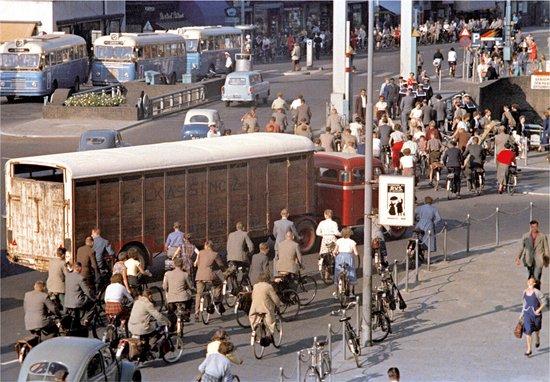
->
xmin=65 ymin=92 xmax=126 ymax=107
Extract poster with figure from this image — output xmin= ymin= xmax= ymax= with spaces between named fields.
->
xmin=379 ymin=175 xmax=415 ymax=227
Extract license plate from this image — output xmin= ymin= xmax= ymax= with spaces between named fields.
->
xmin=233 ymin=94 xmax=241 ymax=98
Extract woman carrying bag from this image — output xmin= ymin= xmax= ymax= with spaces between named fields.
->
xmin=519 ymin=278 xmax=545 ymax=357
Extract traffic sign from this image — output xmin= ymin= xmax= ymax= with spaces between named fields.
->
xmin=460 ymin=28 xmax=471 ymax=38
xmin=459 ymin=36 xmax=472 ymax=48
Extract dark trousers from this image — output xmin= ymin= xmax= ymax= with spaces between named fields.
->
xmin=448 ymin=167 xmax=462 ymax=194
xmin=527 ymin=265 xmax=543 ymax=284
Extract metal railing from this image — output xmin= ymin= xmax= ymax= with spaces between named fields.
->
xmin=402 ymin=202 xmax=537 ymax=290
xmin=73 ymin=84 xmax=124 ymax=97
xmin=147 ymin=85 xmax=205 ymax=118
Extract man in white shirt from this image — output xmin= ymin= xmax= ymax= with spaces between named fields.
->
xmin=401 ymin=135 xmax=418 ymax=156
xmin=372 ymin=132 xmax=381 ymax=158
xmin=315 ymin=209 xmax=340 ymax=255
xmin=224 ymin=52 xmax=233 ymax=74
xmin=271 ymin=93 xmax=288 ymax=111
xmin=348 ymin=116 xmax=363 ymax=138
xmin=290 ymin=95 xmax=303 ymax=111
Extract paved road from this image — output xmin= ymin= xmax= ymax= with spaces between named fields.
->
xmin=1 ymin=31 xmax=549 ymax=380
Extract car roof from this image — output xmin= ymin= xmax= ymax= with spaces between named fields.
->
xmin=22 ymin=337 xmax=104 ymax=369
xmin=185 ymin=109 xmax=218 ymax=115
xmin=314 ymin=152 xmax=382 ymax=170
xmin=80 ymin=129 xmax=117 ymax=137
xmin=227 ymin=71 xmax=261 ymax=77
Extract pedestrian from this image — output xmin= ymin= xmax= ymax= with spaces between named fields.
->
xmin=313 ymin=33 xmax=322 ymax=60
xmin=441 ymin=140 xmax=463 ymax=197
xmin=291 ymin=42 xmax=301 ymax=71
xmin=47 ymin=247 xmax=67 ymax=307
xmin=272 ymin=108 xmax=289 ymax=132
xmin=206 ymin=329 xmax=243 ymax=365
xmin=91 ymin=227 xmax=115 ymax=274
xmin=265 ymin=116 xmax=282 ymax=133
xmin=414 ymin=196 xmax=442 ymax=251
xmin=163 ymin=257 xmax=193 ymax=322
xmin=400 ymin=89 xmax=416 ymax=132
xmin=76 ymin=236 xmax=100 ymax=292
xmin=289 ymin=94 xmax=303 ymax=111
xmin=293 ymin=97 xmax=312 ymax=126
xmin=241 ymin=108 xmax=259 ymax=133
xmin=249 ymin=243 xmax=271 ymax=286
xmin=198 ymin=340 xmax=236 ymax=382
xmin=294 ymin=118 xmax=312 ymax=139
xmin=494 ymin=125 xmax=512 ymax=160
xmin=399 ymin=148 xmax=415 ymax=176
xmin=433 ymin=94 xmax=446 ymax=130
xmin=326 ymin=107 xmax=343 ymax=134
xmin=348 ymin=116 xmax=363 ymax=139
xmin=272 ymin=209 xmax=298 ymax=245
xmin=333 ymin=227 xmax=359 ymax=296
xmin=540 ymin=108 xmax=550 ymax=152
xmin=224 ymin=52 xmax=234 ymax=74
xmin=386 ymin=78 xmax=399 ymax=119
xmin=271 ymin=93 xmax=288 ymax=111
xmin=319 ymin=127 xmax=335 ymax=152
xmin=496 ymin=143 xmax=516 ymax=194
xmin=165 ymin=221 xmax=184 ymax=260
xmin=516 ymin=220 xmax=549 ymax=284
xmin=387 ymin=367 xmax=401 ymax=382
xmin=421 ymin=99 xmax=432 ymax=127
xmin=519 ymin=278 xmax=545 ymax=357
xmin=417 ymin=50 xmax=424 ymax=73
xmin=194 ymin=240 xmax=226 ymax=320
xmin=207 ymin=122 xmax=221 ymax=137
xmin=354 ymin=89 xmax=367 ymax=122
xmin=374 ymin=95 xmax=388 ymax=122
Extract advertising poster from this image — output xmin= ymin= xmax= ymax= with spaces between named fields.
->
xmin=378 ymin=175 xmax=415 ymax=227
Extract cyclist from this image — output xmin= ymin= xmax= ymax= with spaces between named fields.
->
xmin=496 ymin=142 xmax=517 ymax=194
xmin=64 ymin=261 xmax=96 ymax=325
xmin=249 ymin=272 xmax=282 ymax=341
xmin=447 ymin=47 xmax=457 ymax=77
xmin=104 ymin=273 xmax=133 ymax=323
xmin=163 ymin=257 xmax=193 ymax=322
xmin=433 ymin=48 xmax=444 ymax=77
xmin=333 ymin=227 xmax=359 ymax=297
xmin=46 ymin=247 xmax=68 ymax=307
xmin=316 ymin=209 xmax=341 ymax=256
xmin=441 ymin=140 xmax=464 ymax=198
xmin=128 ymin=288 xmax=170 ymax=349
xmin=124 ymin=248 xmax=151 ymax=292
xmin=24 ymin=280 xmax=61 ymax=338
xmin=463 ymin=136 xmax=486 ymax=190
xmin=194 ymin=240 xmax=226 ymax=320
xmin=226 ymin=222 xmax=254 ymax=280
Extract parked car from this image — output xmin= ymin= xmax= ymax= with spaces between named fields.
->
xmin=181 ymin=108 xmax=224 ymax=140
xmin=221 ymin=71 xmax=270 ymax=106
xmin=17 ymin=337 xmax=140 ymax=382
xmin=523 ymin=123 xmax=543 ymax=149
xmin=77 ymin=130 xmax=129 ymax=151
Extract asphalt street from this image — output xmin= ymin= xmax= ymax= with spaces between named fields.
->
xmin=1 ymin=30 xmax=549 ymax=381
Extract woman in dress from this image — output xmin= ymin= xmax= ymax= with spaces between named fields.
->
xmin=333 ymin=227 xmax=359 ymax=295
xmin=521 ymin=278 xmax=545 ymax=357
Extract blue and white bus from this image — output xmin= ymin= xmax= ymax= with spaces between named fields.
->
xmin=91 ymin=32 xmax=186 ymax=85
xmin=169 ymin=26 xmax=241 ymax=78
xmin=0 ymin=33 xmax=88 ymax=102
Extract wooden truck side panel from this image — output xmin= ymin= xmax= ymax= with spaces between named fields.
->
xmin=73 ymin=153 xmax=313 ymax=261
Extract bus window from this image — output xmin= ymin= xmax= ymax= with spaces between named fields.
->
xmin=150 ymin=45 xmax=158 ymax=58
xmin=352 ymin=169 xmax=365 ymax=183
xmin=186 ymin=39 xmax=198 ymax=53
xmin=44 ymin=54 xmax=50 ymax=67
xmin=339 ymin=170 xmax=351 ymax=183
xmin=157 ymin=44 xmax=164 ymax=58
xmin=136 ymin=47 xmax=143 ymax=58
xmin=62 ymin=49 xmax=70 ymax=63
xmin=319 ymin=167 xmax=338 ymax=181
xmin=143 ymin=45 xmax=151 ymax=59
xmin=164 ymin=44 xmax=171 ymax=57
xmin=207 ymin=36 xmax=215 ymax=50
xmin=170 ymin=43 xmax=178 ymax=56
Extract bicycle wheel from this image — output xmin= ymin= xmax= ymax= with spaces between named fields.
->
xmin=252 ymin=325 xmax=265 ymax=359
xmin=89 ymin=307 xmax=106 ymax=339
xmin=149 ymin=286 xmax=165 ymax=311
xmin=162 ymin=334 xmax=184 ymax=364
xmin=321 ymin=352 xmax=332 ymax=376
xmin=507 ymin=175 xmax=517 ymax=195
xmin=345 ymin=324 xmax=361 ymax=368
xmin=234 ymin=302 xmax=250 ymax=328
xmin=303 ymin=366 xmax=322 ymax=382
xmin=102 ymin=325 xmax=118 ymax=347
xmin=279 ymin=289 xmax=300 ymax=322
xmin=201 ymin=296 xmax=211 ymax=325
xmin=272 ymin=316 xmax=283 ymax=349
xmin=371 ymin=311 xmax=391 ymax=343
xmin=298 ymin=275 xmax=317 ymax=305
xmin=320 ymin=262 xmax=333 ymax=286
xmin=233 ymin=376 xmax=241 ymax=382
xmin=224 ymin=275 xmax=238 ymax=308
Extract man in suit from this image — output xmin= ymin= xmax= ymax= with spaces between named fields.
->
xmin=399 ymin=89 xmax=416 ymax=132
xmin=319 ymin=127 xmax=334 ymax=152
xmin=249 ymin=272 xmax=281 ymax=335
xmin=128 ymin=288 xmax=170 ymax=339
xmin=226 ymin=222 xmax=254 ymax=267
xmin=194 ymin=240 xmax=226 ymax=320
xmin=91 ymin=227 xmax=114 ymax=274
xmin=354 ymin=88 xmax=367 ymax=122
xmin=326 ymin=107 xmax=343 ymax=134
xmin=249 ymin=243 xmax=271 ymax=285
xmin=516 ymin=220 xmax=549 ymax=285
xmin=47 ymin=247 xmax=67 ymax=307
xmin=76 ymin=237 xmax=99 ymax=291
xmin=292 ymin=98 xmax=312 ymax=126
xmin=163 ymin=257 xmax=194 ymax=321
xmin=273 ymin=209 xmax=298 ymax=244
xmin=24 ymin=280 xmax=60 ymax=335
xmin=64 ymin=262 xmax=95 ymax=323
xmin=386 ymin=78 xmax=399 ymax=119
xmin=275 ymin=231 xmax=303 ymax=276
xmin=433 ymin=94 xmax=446 ymax=130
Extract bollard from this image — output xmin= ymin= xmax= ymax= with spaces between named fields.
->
xmin=43 ymin=96 xmax=49 ymax=105
xmin=393 ymin=260 xmax=398 ymax=287
xmin=466 ymin=214 xmax=471 ymax=254
xmin=296 ymin=351 xmax=301 ymax=382
xmin=415 ymin=238 xmax=419 ymax=283
xmin=529 ymin=202 xmax=534 ymax=222
xmin=443 ymin=223 xmax=448 ymax=262
xmin=355 ymin=296 xmax=360 ymax=338
xmin=405 ymin=250 xmax=410 ymax=292
xmin=342 ymin=318 xmax=347 ymax=360
xmin=327 ymin=324 xmax=332 ymax=364
xmin=279 ymin=367 xmax=284 ymax=382
xmin=438 ymin=71 xmax=442 ymax=90
xmin=495 ymin=207 xmax=500 ymax=246
xmin=427 ymin=230 xmax=432 ymax=271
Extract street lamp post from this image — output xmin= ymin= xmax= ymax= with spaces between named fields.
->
xmin=362 ymin=0 xmax=375 ymax=346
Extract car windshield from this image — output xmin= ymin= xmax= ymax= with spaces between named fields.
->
xmin=228 ymin=77 xmax=246 ymax=85
xmin=189 ymin=115 xmax=209 ymax=123
xmin=26 ymin=361 xmax=68 ymax=381
xmin=94 ymin=45 xmax=134 ymax=60
xmin=185 ymin=39 xmax=199 ymax=53
xmin=0 ymin=53 xmax=40 ymax=69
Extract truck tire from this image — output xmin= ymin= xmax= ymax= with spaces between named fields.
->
xmin=295 ymin=218 xmax=319 ymax=254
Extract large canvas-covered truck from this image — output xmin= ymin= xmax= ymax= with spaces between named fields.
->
xmin=5 ymin=134 xmax=316 ymax=271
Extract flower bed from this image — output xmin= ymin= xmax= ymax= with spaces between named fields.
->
xmin=65 ymin=92 xmax=126 ymax=107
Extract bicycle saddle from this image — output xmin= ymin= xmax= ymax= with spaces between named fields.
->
xmin=339 ymin=316 xmax=351 ymax=323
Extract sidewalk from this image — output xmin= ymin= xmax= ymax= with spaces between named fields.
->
xmin=329 ymin=241 xmax=550 ymax=382
xmin=0 ymin=118 xmax=141 ymax=138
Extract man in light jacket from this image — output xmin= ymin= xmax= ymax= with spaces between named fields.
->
xmin=275 ymin=231 xmax=303 ymax=276
xmin=516 ymin=220 xmax=549 ymax=285
xmin=163 ymin=257 xmax=194 ymax=322
xmin=272 ymin=209 xmax=298 ymax=244
xmin=249 ymin=272 xmax=282 ymax=335
xmin=226 ymin=222 xmax=254 ymax=267
xmin=47 ymin=247 xmax=67 ymax=306
xmin=128 ymin=289 xmax=170 ymax=339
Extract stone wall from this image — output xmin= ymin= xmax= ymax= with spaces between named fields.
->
xmin=43 ymin=104 xmax=138 ymax=121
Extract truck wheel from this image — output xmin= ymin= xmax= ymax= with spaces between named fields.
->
xmin=295 ymin=218 xmax=318 ymax=254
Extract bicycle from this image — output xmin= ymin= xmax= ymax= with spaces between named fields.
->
xmin=506 ymin=164 xmax=520 ymax=195
xmin=371 ymin=289 xmax=392 ymax=343
xmin=336 ymin=263 xmax=352 ymax=308
xmin=381 ymin=145 xmax=392 ymax=174
xmin=250 ymin=311 xmax=283 ymax=359
xmin=129 ymin=273 xmax=165 ymax=311
xmin=301 ymin=338 xmax=332 ymax=382
xmin=116 ymin=325 xmax=183 ymax=364
xmin=199 ymin=283 xmax=223 ymax=325
xmin=449 ymin=61 xmax=457 ymax=77
xmin=467 ymin=164 xmax=485 ymax=195
xmin=234 ymin=291 xmax=252 ymax=328
xmin=318 ymin=251 xmax=334 ymax=286
xmin=272 ymin=279 xmax=301 ymax=322
xmin=102 ymin=306 xmax=129 ymax=350
xmin=331 ymin=301 xmax=361 ymax=367
xmin=223 ymin=263 xmax=252 ymax=308
xmin=276 ymin=272 xmax=317 ymax=306
xmin=445 ymin=167 xmax=461 ymax=199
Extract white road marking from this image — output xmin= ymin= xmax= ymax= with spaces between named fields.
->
xmin=1 ymin=359 xmax=19 ymax=366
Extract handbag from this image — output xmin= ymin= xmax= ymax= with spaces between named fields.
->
xmin=514 ymin=319 xmax=523 ymax=339
xmin=543 ymin=254 xmax=549 ymax=268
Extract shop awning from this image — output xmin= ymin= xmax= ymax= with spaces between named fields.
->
xmin=0 ymin=21 xmax=39 ymax=43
